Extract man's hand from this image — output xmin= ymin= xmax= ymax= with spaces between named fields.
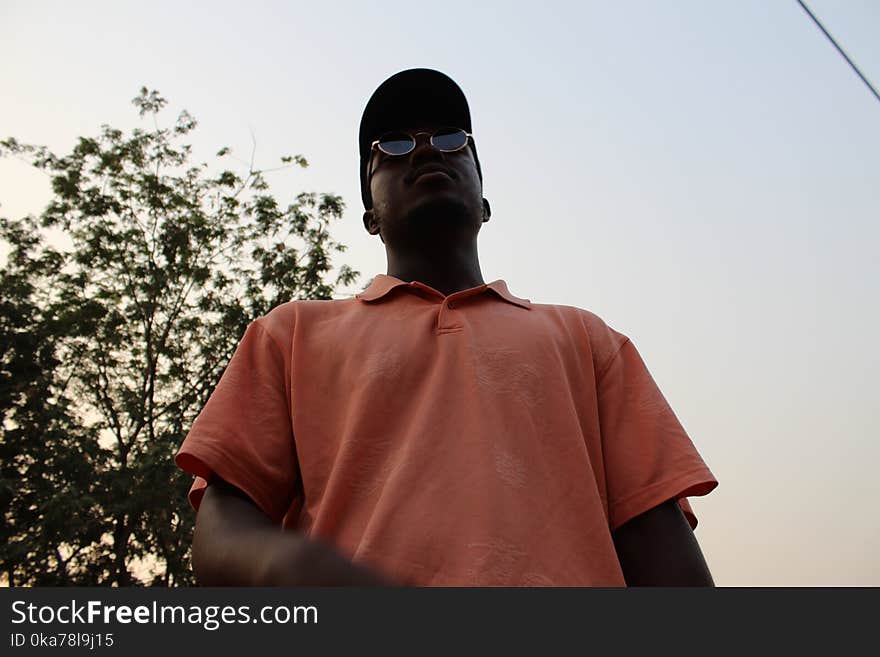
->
xmin=611 ymin=498 xmax=715 ymax=586
xmin=192 ymin=478 xmax=393 ymax=586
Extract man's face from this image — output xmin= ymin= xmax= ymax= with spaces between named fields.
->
xmin=364 ymin=123 xmax=486 ymax=246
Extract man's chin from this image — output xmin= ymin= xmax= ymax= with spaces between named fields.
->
xmin=404 ymin=195 xmax=472 ymax=231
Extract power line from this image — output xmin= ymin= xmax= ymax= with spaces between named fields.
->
xmin=795 ymin=0 xmax=880 ymax=105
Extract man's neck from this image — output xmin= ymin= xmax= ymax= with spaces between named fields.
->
xmin=386 ymin=242 xmax=485 ymax=297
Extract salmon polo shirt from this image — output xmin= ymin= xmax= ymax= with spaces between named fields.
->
xmin=176 ymin=274 xmax=718 ymax=586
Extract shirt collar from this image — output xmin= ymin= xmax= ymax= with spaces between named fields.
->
xmin=356 ymin=274 xmax=531 ymax=310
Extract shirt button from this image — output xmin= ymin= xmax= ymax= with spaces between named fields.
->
xmin=448 ymin=302 xmax=455 ymax=309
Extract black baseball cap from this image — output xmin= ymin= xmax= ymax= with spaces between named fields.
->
xmin=359 ymin=68 xmax=483 ymax=209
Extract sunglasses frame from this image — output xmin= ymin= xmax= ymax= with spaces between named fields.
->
xmin=365 ymin=127 xmax=474 ymax=204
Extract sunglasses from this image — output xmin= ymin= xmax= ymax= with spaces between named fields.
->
xmin=371 ymin=127 xmax=472 ymax=157
xmin=366 ymin=127 xmax=473 ymax=201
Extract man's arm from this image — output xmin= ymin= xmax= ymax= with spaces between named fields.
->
xmin=192 ymin=478 xmax=392 ymax=586
xmin=611 ymin=498 xmax=715 ymax=586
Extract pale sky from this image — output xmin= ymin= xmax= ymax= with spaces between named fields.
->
xmin=2 ymin=0 xmax=878 ymax=586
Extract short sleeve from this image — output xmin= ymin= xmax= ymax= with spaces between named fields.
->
xmin=597 ymin=338 xmax=717 ymax=531
xmin=175 ymin=320 xmax=297 ymax=523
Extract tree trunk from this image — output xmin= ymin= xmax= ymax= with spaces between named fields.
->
xmin=112 ymin=516 xmax=131 ymax=586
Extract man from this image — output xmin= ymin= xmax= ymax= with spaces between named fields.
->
xmin=176 ymin=69 xmax=718 ymax=586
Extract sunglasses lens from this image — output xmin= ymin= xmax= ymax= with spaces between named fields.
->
xmin=431 ymin=128 xmax=468 ymax=152
xmin=377 ymin=132 xmax=414 ymax=156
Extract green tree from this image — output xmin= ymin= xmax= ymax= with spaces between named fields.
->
xmin=0 ymin=88 xmax=358 ymax=585
xmin=0 ymin=215 xmax=104 ymax=585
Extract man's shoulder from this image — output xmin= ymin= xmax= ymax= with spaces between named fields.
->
xmin=529 ymin=301 xmax=626 ymax=337
xmin=255 ymin=296 xmax=360 ymax=340
xmin=527 ymin=301 xmax=630 ymax=363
